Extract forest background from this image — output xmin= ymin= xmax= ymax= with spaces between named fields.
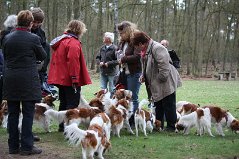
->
xmin=0 ymin=0 xmax=239 ymax=78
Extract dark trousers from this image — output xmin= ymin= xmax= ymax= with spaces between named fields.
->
xmin=0 ymin=76 xmax=2 ymax=103
xmin=8 ymin=100 xmax=36 ymax=151
xmin=58 ymin=85 xmax=81 ymax=130
xmin=154 ymin=92 xmax=177 ymax=130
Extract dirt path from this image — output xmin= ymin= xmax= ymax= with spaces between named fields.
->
xmin=0 ymin=140 xmax=70 ymax=159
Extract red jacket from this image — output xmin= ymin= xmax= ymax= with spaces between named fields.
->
xmin=48 ymin=33 xmax=92 ymax=87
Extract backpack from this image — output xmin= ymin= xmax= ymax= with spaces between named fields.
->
xmin=168 ymin=50 xmax=181 ymax=68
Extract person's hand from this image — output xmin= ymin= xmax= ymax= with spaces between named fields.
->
xmin=118 ymin=59 xmax=122 ymax=64
xmin=105 ymin=63 xmax=108 ymax=67
xmin=100 ymin=62 xmax=104 ymax=67
xmin=139 ymin=75 xmax=145 ymax=83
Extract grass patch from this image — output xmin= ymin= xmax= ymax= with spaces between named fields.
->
xmin=0 ymin=79 xmax=239 ymax=159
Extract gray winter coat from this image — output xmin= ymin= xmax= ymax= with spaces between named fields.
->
xmin=2 ymin=30 xmax=46 ymax=101
xmin=96 ymin=44 xmax=118 ymax=76
xmin=143 ymin=39 xmax=182 ymax=102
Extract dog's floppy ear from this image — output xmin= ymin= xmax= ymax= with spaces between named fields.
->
xmin=230 ymin=120 xmax=239 ymax=132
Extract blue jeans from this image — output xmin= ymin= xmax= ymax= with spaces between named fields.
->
xmin=126 ymin=72 xmax=141 ymax=113
xmin=100 ymin=73 xmax=115 ymax=93
xmin=8 ymin=100 xmax=36 ymax=151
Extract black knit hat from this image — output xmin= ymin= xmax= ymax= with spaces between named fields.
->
xmin=31 ymin=7 xmax=44 ymax=22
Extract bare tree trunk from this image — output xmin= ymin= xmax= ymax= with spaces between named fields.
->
xmin=192 ymin=0 xmax=199 ymax=77
xmin=0 ymin=0 xmax=6 ymax=25
xmin=52 ymin=0 xmax=58 ymax=39
xmin=113 ymin=0 xmax=119 ymax=45
xmin=67 ymin=0 xmax=72 ymax=22
xmin=91 ymin=0 xmax=103 ymax=71
xmin=73 ymin=0 xmax=80 ymax=19
xmin=46 ymin=0 xmax=51 ymax=41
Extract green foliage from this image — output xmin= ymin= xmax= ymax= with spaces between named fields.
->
xmin=0 ymin=79 xmax=239 ymax=158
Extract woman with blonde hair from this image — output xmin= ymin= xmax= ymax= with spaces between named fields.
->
xmin=116 ymin=21 xmax=141 ymax=128
xmin=48 ymin=20 xmax=91 ymax=132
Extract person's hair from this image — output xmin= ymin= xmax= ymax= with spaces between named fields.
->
xmin=104 ymin=32 xmax=114 ymax=43
xmin=30 ymin=7 xmax=45 ymax=22
xmin=17 ymin=10 xmax=34 ymax=27
xmin=132 ymin=31 xmax=150 ymax=46
xmin=160 ymin=39 xmax=169 ymax=48
xmin=65 ymin=20 xmax=87 ymax=37
xmin=3 ymin=15 xmax=17 ymax=28
xmin=117 ymin=21 xmax=138 ymax=42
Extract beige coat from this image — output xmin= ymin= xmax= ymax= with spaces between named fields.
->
xmin=143 ymin=39 xmax=182 ymax=102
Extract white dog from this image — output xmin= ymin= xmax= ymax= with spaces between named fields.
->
xmin=135 ymin=99 xmax=161 ymax=137
xmin=64 ymin=116 xmax=111 ymax=159
xmin=175 ymin=108 xmax=214 ymax=137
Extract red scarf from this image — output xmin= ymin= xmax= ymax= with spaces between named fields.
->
xmin=15 ymin=27 xmax=30 ymax=32
xmin=141 ymin=48 xmax=147 ymax=58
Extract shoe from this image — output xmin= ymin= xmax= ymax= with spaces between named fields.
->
xmin=164 ymin=127 xmax=175 ymax=132
xmin=34 ymin=135 xmax=41 ymax=142
xmin=20 ymin=146 xmax=42 ymax=155
xmin=58 ymin=128 xmax=64 ymax=132
xmin=9 ymin=149 xmax=19 ymax=154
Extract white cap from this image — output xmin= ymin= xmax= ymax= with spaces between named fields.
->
xmin=104 ymin=32 xmax=114 ymax=42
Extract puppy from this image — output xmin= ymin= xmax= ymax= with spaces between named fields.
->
xmin=135 ymin=99 xmax=161 ymax=137
xmin=64 ymin=121 xmax=111 ymax=159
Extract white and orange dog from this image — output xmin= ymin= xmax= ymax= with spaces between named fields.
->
xmin=175 ymin=108 xmax=214 ymax=137
xmin=44 ymin=106 xmax=102 ymax=128
xmin=203 ymin=105 xmax=239 ymax=136
xmin=134 ymin=99 xmax=161 ymax=137
xmin=1 ymin=95 xmax=56 ymax=132
xmin=64 ymin=113 xmax=111 ymax=159
xmin=102 ymin=92 xmax=134 ymax=137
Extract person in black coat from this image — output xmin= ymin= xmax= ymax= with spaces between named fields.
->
xmin=96 ymin=32 xmax=118 ymax=94
xmin=2 ymin=10 xmax=46 ymax=155
xmin=0 ymin=15 xmax=17 ymax=104
xmin=30 ymin=7 xmax=56 ymax=97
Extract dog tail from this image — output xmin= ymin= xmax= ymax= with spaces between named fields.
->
xmin=102 ymin=92 xmax=115 ymax=113
xmin=78 ymin=94 xmax=91 ymax=108
xmin=64 ymin=123 xmax=87 ymax=146
xmin=44 ymin=109 xmax=67 ymax=124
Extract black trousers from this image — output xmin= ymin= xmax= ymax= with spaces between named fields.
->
xmin=57 ymin=85 xmax=81 ymax=130
xmin=0 ymin=75 xmax=3 ymax=103
xmin=8 ymin=100 xmax=37 ymax=151
xmin=154 ymin=92 xmax=177 ymax=130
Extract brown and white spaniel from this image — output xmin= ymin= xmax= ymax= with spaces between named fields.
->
xmin=0 ymin=101 xmax=8 ymax=128
xmin=113 ymin=89 xmax=132 ymax=101
xmin=135 ymin=99 xmax=161 ymax=137
xmin=203 ymin=105 xmax=239 ymax=136
xmin=175 ymin=108 xmax=214 ymax=137
xmin=44 ymin=107 xmax=102 ymax=128
xmin=179 ymin=103 xmax=199 ymax=116
xmin=64 ymin=113 xmax=111 ymax=159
